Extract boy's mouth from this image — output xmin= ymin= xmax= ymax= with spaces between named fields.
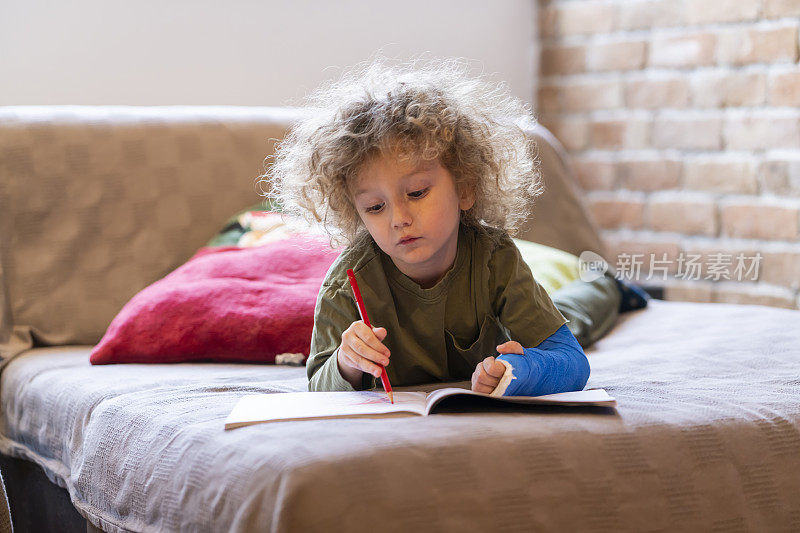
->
xmin=398 ymin=236 xmax=420 ymax=245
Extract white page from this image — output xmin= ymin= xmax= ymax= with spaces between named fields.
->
xmin=525 ymin=389 xmax=616 ymax=404
xmin=225 ymin=391 xmax=429 ymax=428
xmin=424 ymin=387 xmax=617 ymax=415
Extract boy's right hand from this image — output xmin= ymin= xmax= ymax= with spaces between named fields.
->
xmin=337 ymin=321 xmax=391 ymax=379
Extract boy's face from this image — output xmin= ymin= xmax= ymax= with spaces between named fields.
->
xmin=351 ymin=153 xmax=475 ymax=288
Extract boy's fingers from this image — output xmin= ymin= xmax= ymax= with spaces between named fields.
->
xmin=350 ymin=336 xmax=390 ymax=366
xmin=471 ymin=364 xmax=483 ymax=387
xmin=353 ymin=321 xmax=374 ymax=339
xmin=492 ymin=359 xmax=507 ymax=375
xmin=473 ymin=363 xmax=501 ymax=391
xmin=472 ymin=363 xmax=501 ymax=393
xmin=342 ymin=345 xmax=383 ymax=377
xmin=482 ymin=357 xmax=505 ymax=378
xmin=372 ymin=327 xmax=387 ymax=341
xmin=473 ymin=383 xmax=494 ymax=394
xmin=476 ymin=371 xmax=500 ymax=387
xmin=353 ymin=322 xmax=391 ymax=358
xmin=496 ymin=341 xmax=524 ymax=355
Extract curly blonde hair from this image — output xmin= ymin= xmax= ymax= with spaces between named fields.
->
xmin=264 ymin=58 xmax=542 ymax=247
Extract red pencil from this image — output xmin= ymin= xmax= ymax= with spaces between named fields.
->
xmin=346 ymin=268 xmax=394 ymax=403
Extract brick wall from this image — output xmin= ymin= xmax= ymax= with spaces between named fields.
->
xmin=537 ymin=0 xmax=800 ymax=309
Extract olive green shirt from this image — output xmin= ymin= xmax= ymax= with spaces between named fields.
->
xmin=307 ymin=224 xmax=568 ymax=391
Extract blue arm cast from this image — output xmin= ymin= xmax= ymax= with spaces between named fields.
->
xmin=496 ymin=324 xmax=591 ymax=397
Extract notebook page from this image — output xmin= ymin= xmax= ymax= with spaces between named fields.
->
xmin=225 ymin=391 xmax=428 ymax=428
xmin=424 ymin=387 xmax=617 ymax=415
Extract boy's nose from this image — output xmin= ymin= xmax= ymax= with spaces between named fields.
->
xmin=391 ymin=204 xmax=412 ymax=228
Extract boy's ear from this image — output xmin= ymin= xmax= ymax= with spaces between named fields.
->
xmin=458 ymin=184 xmax=476 ymax=211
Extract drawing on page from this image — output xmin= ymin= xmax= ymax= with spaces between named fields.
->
xmin=354 ymin=391 xmax=394 ymax=405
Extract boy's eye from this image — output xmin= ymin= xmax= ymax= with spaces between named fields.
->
xmin=408 ymin=187 xmax=429 ymax=198
xmin=365 ymin=202 xmax=384 ymax=213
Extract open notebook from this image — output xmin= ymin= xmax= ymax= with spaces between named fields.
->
xmin=224 ymin=388 xmax=616 ymax=429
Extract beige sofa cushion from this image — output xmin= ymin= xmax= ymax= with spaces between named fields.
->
xmin=0 ymin=107 xmax=300 ymax=361
xmin=0 ymin=106 xmax=604 ymax=363
xmin=517 ymin=124 xmax=607 ymax=258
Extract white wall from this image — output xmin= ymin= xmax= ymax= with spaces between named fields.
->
xmin=1 ymin=0 xmax=537 ymax=107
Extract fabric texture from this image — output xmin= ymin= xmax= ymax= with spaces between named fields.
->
xmin=307 ymin=224 xmax=568 ymax=391
xmin=514 ymin=124 xmax=607 ymax=258
xmin=0 ymin=107 xmax=606 ymax=369
xmin=512 ymin=238 xmax=580 ymax=294
xmin=90 ymin=234 xmax=341 ymax=364
xmin=615 ymin=277 xmax=651 ymax=312
xmin=552 ymin=271 xmax=622 ymax=348
xmin=0 ymin=106 xmax=305 ymax=365
xmin=1 ymin=300 xmax=799 ymax=532
xmin=204 ymin=202 xmax=283 ymax=248
xmin=497 ymin=323 xmax=590 ymax=397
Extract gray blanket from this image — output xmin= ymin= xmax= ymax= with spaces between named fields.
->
xmin=1 ymin=300 xmax=799 ymax=532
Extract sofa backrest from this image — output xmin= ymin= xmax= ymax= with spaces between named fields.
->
xmin=518 ymin=124 xmax=607 ymax=259
xmin=0 ymin=106 xmax=605 ymax=361
xmin=0 ymin=106 xmax=301 ymax=353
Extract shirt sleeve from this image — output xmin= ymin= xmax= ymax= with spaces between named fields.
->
xmin=306 ymin=282 xmax=378 ymax=392
xmin=490 ymin=236 xmax=568 ymax=348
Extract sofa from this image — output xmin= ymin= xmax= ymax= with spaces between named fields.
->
xmin=1 ymin=106 xmax=799 ymax=532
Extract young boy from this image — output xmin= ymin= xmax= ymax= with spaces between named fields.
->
xmin=268 ymin=60 xmax=590 ymax=396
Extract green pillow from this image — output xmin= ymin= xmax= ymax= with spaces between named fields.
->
xmin=514 ymin=239 xmax=622 ymax=349
xmin=206 ymin=200 xmax=282 ymax=247
xmin=513 ymin=238 xmax=581 ymax=295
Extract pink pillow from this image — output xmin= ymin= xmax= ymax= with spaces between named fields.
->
xmin=90 ymin=234 xmax=341 ymax=364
